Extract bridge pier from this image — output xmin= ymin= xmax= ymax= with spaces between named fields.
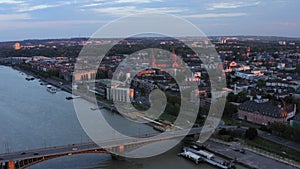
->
xmin=8 ymin=161 xmax=15 ymax=169
xmin=193 ymin=133 xmax=200 ymax=140
xmin=111 ymin=154 xmax=125 ymax=161
xmin=3 ymin=161 xmax=15 ymax=169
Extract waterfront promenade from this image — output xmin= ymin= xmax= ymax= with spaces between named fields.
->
xmin=203 ymin=139 xmax=300 ymax=169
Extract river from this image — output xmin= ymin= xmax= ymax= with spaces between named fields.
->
xmin=0 ymin=65 xmax=247 ymax=169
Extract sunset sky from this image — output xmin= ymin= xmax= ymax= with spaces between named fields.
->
xmin=0 ymin=0 xmax=299 ymax=41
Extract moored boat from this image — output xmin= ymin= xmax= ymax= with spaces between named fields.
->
xmin=46 ymin=85 xmax=57 ymax=94
xmin=25 ymin=77 xmax=35 ymax=81
xmin=47 ymin=87 xmax=57 ymax=93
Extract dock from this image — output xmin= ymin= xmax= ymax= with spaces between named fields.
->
xmin=180 ymin=147 xmax=236 ymax=169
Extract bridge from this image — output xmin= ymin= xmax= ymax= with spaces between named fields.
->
xmin=0 ymin=127 xmax=203 ymax=169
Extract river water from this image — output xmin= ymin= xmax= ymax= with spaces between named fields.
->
xmin=0 ymin=65 xmax=247 ymax=169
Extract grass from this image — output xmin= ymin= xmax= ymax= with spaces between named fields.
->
xmin=222 ymin=118 xmax=241 ymax=126
xmin=160 ymin=113 xmax=177 ymax=122
xmin=245 ymin=136 xmax=300 ymax=163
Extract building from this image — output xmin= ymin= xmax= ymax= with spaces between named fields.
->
xmin=290 ymin=113 xmax=300 ymax=128
xmin=73 ymin=70 xmax=96 ymax=81
xmin=91 ymin=79 xmax=133 ymax=103
xmin=107 ymin=87 xmax=134 ymax=103
xmin=235 ymin=70 xmax=264 ymax=80
xmin=238 ymin=100 xmax=296 ymax=126
xmin=190 ymin=90 xmax=206 ymax=103
xmin=14 ymin=42 xmax=21 ymax=50
xmin=266 ymin=80 xmax=299 ymax=90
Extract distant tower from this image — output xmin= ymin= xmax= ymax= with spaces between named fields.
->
xmin=152 ymin=55 xmax=157 ymax=68
xmin=172 ymin=48 xmax=181 ymax=68
xmin=234 ymin=84 xmax=237 ymax=94
xmin=14 ymin=42 xmax=21 ymax=50
xmin=246 ymin=46 xmax=251 ymax=57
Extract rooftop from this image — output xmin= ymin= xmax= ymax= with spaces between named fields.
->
xmin=238 ymin=100 xmax=294 ymax=118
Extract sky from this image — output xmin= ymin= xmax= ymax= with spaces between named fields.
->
xmin=0 ymin=0 xmax=299 ymax=41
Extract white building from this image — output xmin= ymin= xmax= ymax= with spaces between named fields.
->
xmin=235 ymin=70 xmax=263 ymax=80
xmin=107 ymin=87 xmax=134 ymax=103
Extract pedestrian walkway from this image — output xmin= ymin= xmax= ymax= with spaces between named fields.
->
xmin=208 ymin=138 xmax=300 ymax=169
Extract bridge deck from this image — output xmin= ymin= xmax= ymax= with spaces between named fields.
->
xmin=0 ymin=127 xmax=202 ymax=163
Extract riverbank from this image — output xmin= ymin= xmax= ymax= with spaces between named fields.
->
xmin=6 ymin=65 xmax=298 ymax=169
xmin=13 ymin=65 xmax=73 ymax=93
xmin=9 ymin=64 xmax=163 ymax=131
xmin=201 ymin=138 xmax=300 ymax=169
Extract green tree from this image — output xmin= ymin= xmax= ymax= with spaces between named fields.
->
xmin=236 ymin=91 xmax=248 ymax=103
xmin=96 ymin=69 xmax=107 ymax=79
xmin=257 ymin=79 xmax=266 ymax=88
xmin=270 ymin=122 xmax=300 ymax=141
xmin=223 ymin=102 xmax=237 ymax=118
xmin=296 ymin=64 xmax=300 ymax=74
xmin=245 ymin=127 xmax=258 ymax=140
xmin=227 ymin=92 xmax=236 ymax=102
xmin=118 ymin=74 xmax=126 ymax=82
xmin=219 ymin=128 xmax=229 ymax=135
xmin=284 ymin=96 xmax=295 ymax=104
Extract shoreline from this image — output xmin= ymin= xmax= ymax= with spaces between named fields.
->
xmin=9 ymin=64 xmax=159 ymax=129
xmin=3 ymin=64 xmax=298 ymax=169
xmin=11 ymin=65 xmax=73 ymax=93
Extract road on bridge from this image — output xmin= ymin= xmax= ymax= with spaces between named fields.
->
xmin=0 ymin=127 xmax=203 ymax=163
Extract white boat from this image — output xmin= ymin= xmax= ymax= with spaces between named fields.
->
xmin=182 ymin=147 xmax=235 ymax=169
xmin=47 ymin=85 xmax=57 ymax=94
xmin=178 ymin=151 xmax=202 ymax=164
xmin=25 ymin=76 xmax=35 ymax=81
xmin=47 ymin=87 xmax=57 ymax=93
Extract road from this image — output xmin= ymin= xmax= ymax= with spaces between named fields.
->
xmin=203 ymin=140 xmax=299 ymax=169
xmin=220 ymin=125 xmax=300 ymax=152
xmin=258 ymin=130 xmax=300 ymax=152
xmin=0 ymin=127 xmax=203 ymax=163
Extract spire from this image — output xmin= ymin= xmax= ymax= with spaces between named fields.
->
xmin=172 ymin=48 xmax=180 ymax=68
xmin=247 ymin=46 xmax=251 ymax=57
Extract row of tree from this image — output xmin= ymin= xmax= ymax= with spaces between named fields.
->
xmin=0 ymin=46 xmax=83 ymax=58
xmin=227 ymin=91 xmax=249 ymax=103
xmin=270 ymin=122 xmax=300 ymax=142
xmin=218 ymin=127 xmax=258 ymax=140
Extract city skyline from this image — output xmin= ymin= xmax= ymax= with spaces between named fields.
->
xmin=0 ymin=0 xmax=300 ymax=41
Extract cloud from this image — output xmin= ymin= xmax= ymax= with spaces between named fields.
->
xmin=17 ymin=4 xmax=57 ymax=12
xmin=81 ymin=3 xmax=104 ymax=8
xmin=184 ymin=13 xmax=247 ymax=18
xmin=274 ymin=22 xmax=298 ymax=27
xmin=92 ymin=6 xmax=183 ymax=16
xmin=0 ymin=0 xmax=24 ymax=4
xmin=113 ymin=0 xmax=162 ymax=4
xmin=15 ymin=2 xmax=73 ymax=12
xmin=81 ymin=0 xmax=163 ymax=8
xmin=0 ymin=13 xmax=30 ymax=21
xmin=206 ymin=1 xmax=260 ymax=10
xmin=0 ymin=19 xmax=108 ymax=29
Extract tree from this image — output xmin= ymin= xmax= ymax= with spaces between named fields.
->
xmin=223 ymin=102 xmax=237 ymax=118
xmin=219 ymin=128 xmax=229 ymax=135
xmin=245 ymin=127 xmax=258 ymax=140
xmin=96 ymin=69 xmax=107 ymax=79
xmin=118 ymin=73 xmax=126 ymax=82
xmin=227 ymin=92 xmax=236 ymax=102
xmin=236 ymin=91 xmax=248 ymax=103
xmin=270 ymin=122 xmax=300 ymax=142
xmin=257 ymin=79 xmax=266 ymax=88
xmin=284 ymin=95 xmax=295 ymax=104
xmin=296 ymin=64 xmax=300 ymax=74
